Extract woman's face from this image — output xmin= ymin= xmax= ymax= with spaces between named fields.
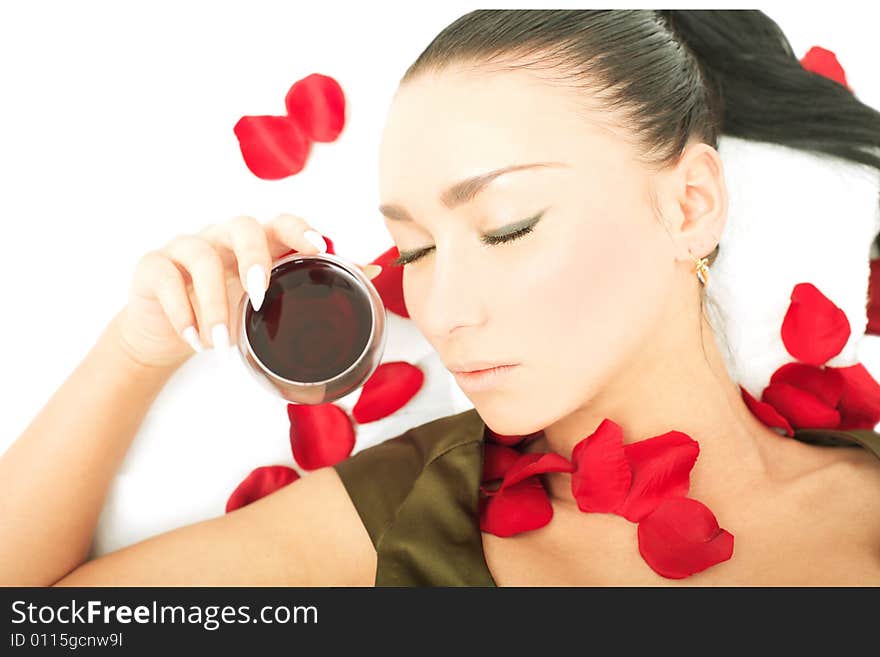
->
xmin=377 ymin=67 xmax=701 ymax=436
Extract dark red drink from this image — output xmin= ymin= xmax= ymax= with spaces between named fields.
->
xmin=244 ymin=258 xmax=374 ymax=383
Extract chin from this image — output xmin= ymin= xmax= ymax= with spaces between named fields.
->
xmin=472 ymin=402 xmax=550 ymax=440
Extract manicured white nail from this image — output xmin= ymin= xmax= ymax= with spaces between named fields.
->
xmin=211 ymin=323 xmax=229 ymax=357
xmin=181 ymin=325 xmax=203 ymax=353
xmin=246 ymin=263 xmax=267 ymax=311
xmin=304 ymin=230 xmax=327 ymax=253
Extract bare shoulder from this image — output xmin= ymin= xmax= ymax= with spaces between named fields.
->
xmin=810 ymin=445 xmax=880 ymax=549
xmin=263 ymin=465 xmax=378 ymax=586
xmin=764 ymin=440 xmax=880 ymax=580
xmin=822 ymin=444 xmax=880 ymax=492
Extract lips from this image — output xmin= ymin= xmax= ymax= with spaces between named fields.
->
xmin=449 ymin=361 xmax=515 ymax=373
xmin=452 ymin=364 xmax=519 ymax=392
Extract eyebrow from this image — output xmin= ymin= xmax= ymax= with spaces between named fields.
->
xmin=378 ymin=161 xmax=569 ymax=222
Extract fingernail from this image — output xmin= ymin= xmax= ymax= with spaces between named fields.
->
xmin=246 ymin=263 xmax=267 ymax=311
xmin=304 ymin=230 xmax=327 ymax=253
xmin=211 ymin=323 xmax=230 ymax=357
xmin=366 ymin=264 xmax=383 ymax=278
xmin=181 ymin=325 xmax=204 ymax=353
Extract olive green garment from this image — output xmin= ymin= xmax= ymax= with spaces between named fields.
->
xmin=331 ymin=408 xmax=880 ymax=587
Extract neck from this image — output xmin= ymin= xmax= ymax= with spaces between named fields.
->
xmin=530 ymin=302 xmax=784 ymax=506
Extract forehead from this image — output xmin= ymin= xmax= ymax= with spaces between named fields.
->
xmin=378 ymin=67 xmax=628 ymax=204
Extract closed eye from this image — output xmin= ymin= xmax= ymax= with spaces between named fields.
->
xmin=389 ymin=210 xmax=545 ymax=267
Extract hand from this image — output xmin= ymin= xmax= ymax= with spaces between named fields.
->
xmin=115 ymin=213 xmax=382 ymax=370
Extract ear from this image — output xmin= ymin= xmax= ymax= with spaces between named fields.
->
xmin=666 ymin=142 xmax=728 ymax=263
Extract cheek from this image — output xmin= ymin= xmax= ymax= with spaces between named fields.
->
xmin=516 ymin=212 xmax=672 ymax=383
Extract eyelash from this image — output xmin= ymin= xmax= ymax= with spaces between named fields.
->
xmin=390 ymin=219 xmax=540 ymax=267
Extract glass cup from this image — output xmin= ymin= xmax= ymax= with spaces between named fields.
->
xmin=230 ymin=251 xmax=387 ymax=405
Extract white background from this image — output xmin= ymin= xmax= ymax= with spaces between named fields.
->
xmin=1 ymin=1 xmax=878 ymax=553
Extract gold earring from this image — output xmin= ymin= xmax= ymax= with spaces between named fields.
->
xmin=693 ymin=254 xmax=710 ymax=286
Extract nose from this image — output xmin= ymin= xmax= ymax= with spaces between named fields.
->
xmin=416 ymin=243 xmax=487 ymax=339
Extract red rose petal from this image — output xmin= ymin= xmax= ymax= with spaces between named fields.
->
xmin=233 ymin=115 xmax=311 ymax=180
xmin=479 ymin=478 xmax=553 ymax=537
xmin=570 ymin=419 xmax=632 ymax=514
xmin=225 ymin=465 xmax=300 ymax=513
xmin=370 ymin=247 xmax=408 ymax=318
xmin=288 ymin=402 xmax=355 ymax=470
xmin=352 ymin=361 xmax=424 ymax=423
xmin=284 ymin=73 xmax=346 ymax=142
xmin=761 ymin=381 xmax=841 ymax=429
xmin=637 ymin=496 xmax=734 ymax=579
xmin=867 ymin=258 xmax=880 ymax=335
xmin=838 ymin=412 xmax=878 ymax=430
xmin=482 ymin=443 xmax=522 ymax=482
xmin=770 ymin=362 xmax=845 ymax=408
xmin=833 ymin=363 xmax=880 ymax=430
xmin=617 ymin=430 xmax=699 ymax=523
xmin=498 ymin=452 xmax=575 ymax=491
xmin=780 ymin=282 xmax=850 ymax=365
xmin=740 ymin=385 xmax=794 ymax=437
xmin=800 ymin=46 xmax=851 ymax=92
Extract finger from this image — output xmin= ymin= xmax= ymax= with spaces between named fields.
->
xmin=160 ymin=235 xmax=230 ymax=349
xmin=199 ymin=216 xmax=273 ymax=312
xmin=358 ymin=263 xmax=383 ymax=279
xmin=264 ymin=213 xmax=327 ymax=258
xmin=133 ymin=251 xmax=202 ymax=350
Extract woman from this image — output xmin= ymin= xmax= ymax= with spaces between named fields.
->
xmin=3 ymin=9 xmax=880 ymax=586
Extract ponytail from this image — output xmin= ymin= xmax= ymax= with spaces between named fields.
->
xmin=658 ymin=10 xmax=880 ymax=172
